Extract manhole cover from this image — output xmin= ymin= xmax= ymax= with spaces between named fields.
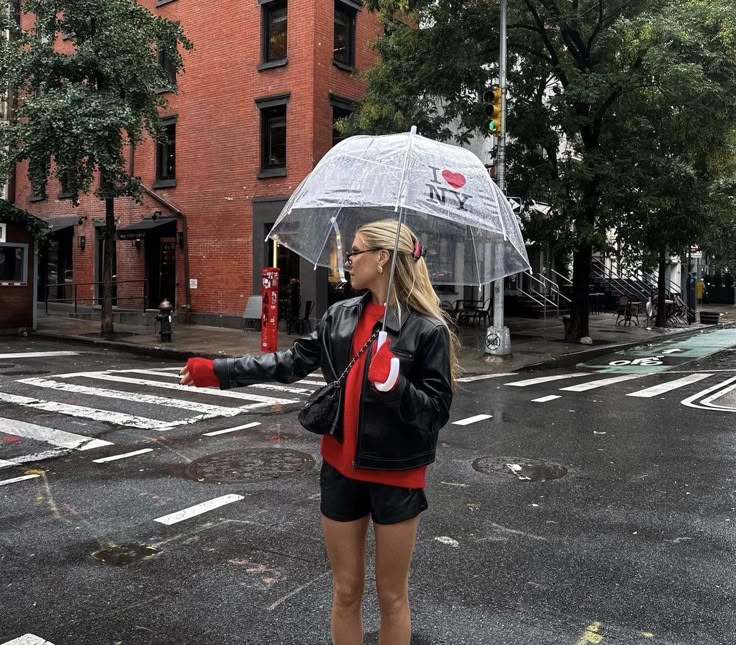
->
xmin=184 ymin=448 xmax=315 ymax=483
xmin=473 ymin=456 xmax=568 ymax=481
xmin=91 ymin=543 xmax=158 ymax=566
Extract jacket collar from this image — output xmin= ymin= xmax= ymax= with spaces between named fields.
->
xmin=343 ymin=291 xmax=410 ymax=333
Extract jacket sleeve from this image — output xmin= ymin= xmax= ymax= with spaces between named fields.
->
xmin=380 ymin=323 xmax=453 ymax=433
xmin=213 ymin=330 xmax=322 ymax=390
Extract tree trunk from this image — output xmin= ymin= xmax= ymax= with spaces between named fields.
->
xmin=656 ymin=248 xmax=667 ymax=328
xmin=100 ymin=197 xmax=115 ymax=338
xmin=566 ymin=240 xmax=592 ymax=342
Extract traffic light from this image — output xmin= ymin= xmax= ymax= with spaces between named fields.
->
xmin=483 ymin=86 xmax=503 ymax=135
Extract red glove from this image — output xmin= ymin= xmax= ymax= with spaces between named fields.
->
xmin=185 ymin=357 xmax=220 ymax=388
xmin=368 ymin=338 xmax=400 ymax=392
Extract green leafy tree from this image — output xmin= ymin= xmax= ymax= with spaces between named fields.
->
xmin=0 ymin=0 xmax=192 ymax=337
xmin=353 ymin=0 xmax=736 ymax=341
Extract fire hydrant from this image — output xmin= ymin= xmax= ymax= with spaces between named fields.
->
xmin=157 ymin=298 xmax=173 ymax=342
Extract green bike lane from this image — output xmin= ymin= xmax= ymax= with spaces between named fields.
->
xmin=579 ymin=327 xmax=736 ymax=375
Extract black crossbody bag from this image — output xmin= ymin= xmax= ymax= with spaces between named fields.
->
xmin=298 ymin=329 xmax=380 ymax=436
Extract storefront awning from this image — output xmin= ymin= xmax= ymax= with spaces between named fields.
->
xmin=39 ymin=215 xmax=80 ymax=233
xmin=116 ymin=217 xmax=177 ymax=240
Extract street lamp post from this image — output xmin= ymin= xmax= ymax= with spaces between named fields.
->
xmin=487 ymin=0 xmax=512 ymax=357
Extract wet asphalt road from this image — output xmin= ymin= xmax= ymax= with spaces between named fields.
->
xmin=0 ymin=334 xmax=735 ymax=645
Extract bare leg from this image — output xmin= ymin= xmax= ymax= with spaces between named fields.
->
xmin=322 ymin=514 xmax=370 ymax=645
xmin=374 ymin=516 xmax=420 ymax=645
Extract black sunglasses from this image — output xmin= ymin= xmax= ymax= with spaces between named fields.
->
xmin=344 ymin=248 xmax=378 ymax=264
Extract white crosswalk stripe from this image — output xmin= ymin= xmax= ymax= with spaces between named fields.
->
xmin=627 ymin=373 xmax=713 ymax=398
xmin=559 ymin=374 xmax=646 ymax=392
xmin=0 ymin=351 xmax=79 ymax=359
xmin=59 ymin=372 xmax=300 ymax=405
xmin=0 ymin=417 xmax=112 ymax=451
xmin=0 ymin=391 xmax=172 ymax=430
xmin=506 ymin=373 xmax=590 ymax=387
xmin=18 ymin=377 xmax=248 ymax=417
xmin=0 ymin=635 xmax=56 ymax=645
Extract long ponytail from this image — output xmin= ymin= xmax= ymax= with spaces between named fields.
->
xmin=357 ymin=219 xmax=461 ymax=385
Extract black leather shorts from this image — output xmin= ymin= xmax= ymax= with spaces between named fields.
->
xmin=320 ymin=460 xmax=428 ymax=525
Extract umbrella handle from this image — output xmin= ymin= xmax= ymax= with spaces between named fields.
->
xmin=374 ymin=331 xmax=400 ymax=392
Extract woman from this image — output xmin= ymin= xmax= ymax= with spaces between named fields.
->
xmin=180 ymin=220 xmax=459 ymax=645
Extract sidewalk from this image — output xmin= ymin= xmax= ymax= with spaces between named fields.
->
xmin=32 ymin=304 xmax=736 ymax=375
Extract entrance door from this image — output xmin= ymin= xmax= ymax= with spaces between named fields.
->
xmin=96 ymin=231 xmax=117 ymax=306
xmin=145 ymin=236 xmax=177 ymax=308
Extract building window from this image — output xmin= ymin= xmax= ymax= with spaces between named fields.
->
xmin=0 ymin=243 xmax=28 ymax=284
xmin=158 ymin=48 xmax=177 ymax=90
xmin=261 ymin=0 xmax=287 ymax=66
xmin=334 ymin=1 xmax=357 ymax=70
xmin=256 ymin=94 xmax=289 ymax=178
xmin=30 ymin=181 xmax=46 ymax=202
xmin=330 ymin=95 xmax=357 ymax=147
xmin=155 ymin=118 xmax=177 ymax=188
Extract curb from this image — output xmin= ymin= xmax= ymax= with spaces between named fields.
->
xmin=518 ymin=321 xmax=736 ymax=371
xmin=33 ymin=320 xmax=736 ymax=372
xmin=33 ymin=330 xmax=221 ymax=363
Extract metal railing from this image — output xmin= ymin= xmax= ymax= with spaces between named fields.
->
xmin=537 ymin=272 xmax=572 ymax=304
xmin=524 ymin=274 xmax=561 ymax=318
xmin=44 ymin=279 xmax=149 ymax=314
xmin=591 ymin=258 xmax=652 ymax=303
xmin=548 ymin=267 xmax=572 ymax=286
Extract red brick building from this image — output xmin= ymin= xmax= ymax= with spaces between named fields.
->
xmin=14 ymin=0 xmax=380 ymax=327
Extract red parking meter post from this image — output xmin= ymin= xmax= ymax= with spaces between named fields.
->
xmin=261 ymin=267 xmax=280 ymax=352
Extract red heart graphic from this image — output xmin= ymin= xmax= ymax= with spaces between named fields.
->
xmin=442 ymin=170 xmax=466 ymax=189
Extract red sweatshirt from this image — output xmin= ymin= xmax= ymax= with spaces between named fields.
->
xmin=321 ymin=301 xmax=427 ymax=489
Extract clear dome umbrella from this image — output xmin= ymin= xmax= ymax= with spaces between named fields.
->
xmin=267 ymin=126 xmax=530 ymax=332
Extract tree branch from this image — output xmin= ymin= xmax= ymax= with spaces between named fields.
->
xmin=522 ymin=0 xmax=569 ymax=87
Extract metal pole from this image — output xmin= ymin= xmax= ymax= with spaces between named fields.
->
xmin=487 ymin=0 xmax=511 ymax=356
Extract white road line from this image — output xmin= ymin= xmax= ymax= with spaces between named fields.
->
xmin=0 ymin=392 xmax=172 ymax=430
xmin=457 ymin=373 xmax=517 ymax=383
xmin=559 ymin=374 xmax=646 ymax=392
xmin=682 ymin=377 xmax=736 ymax=411
xmin=0 ymin=449 xmax=75 ymax=467
xmin=0 ymin=636 xmax=56 ymax=645
xmin=627 ymin=373 xmax=713 ymax=398
xmin=19 ymin=377 xmax=244 ymax=416
xmin=0 ymin=416 xmax=112 ymax=451
xmin=452 ymin=414 xmax=492 ymax=426
xmin=506 ymin=373 xmax=590 ymax=387
xmin=62 ymin=373 xmax=299 ymax=405
xmin=0 ymin=458 xmax=16 ymax=468
xmin=701 ymin=382 xmax=736 ymax=409
xmin=113 ymin=369 xmax=182 ymax=378
xmin=203 ymin=422 xmax=261 ymax=436
xmin=532 ymin=395 xmax=561 ymax=403
xmin=0 ymin=351 xmax=78 ymax=359
xmin=248 ymin=383 xmax=315 ymax=395
xmin=93 ymin=449 xmax=154 ymax=463
xmin=0 ymin=474 xmax=41 ymax=487
xmin=154 ymin=494 xmax=244 ymax=525
xmin=295 ymin=379 xmax=326 ymax=386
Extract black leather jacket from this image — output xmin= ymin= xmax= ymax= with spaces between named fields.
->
xmin=213 ymin=292 xmax=453 ymax=470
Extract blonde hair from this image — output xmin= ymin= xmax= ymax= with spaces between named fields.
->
xmin=357 ymin=219 xmax=461 ymax=385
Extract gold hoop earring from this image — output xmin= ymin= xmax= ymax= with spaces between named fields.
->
xmin=377 ymin=264 xmax=384 ymax=274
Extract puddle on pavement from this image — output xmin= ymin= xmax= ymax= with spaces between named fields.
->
xmin=92 ymin=543 xmax=159 ymax=566
xmin=473 ymin=456 xmax=568 ymax=481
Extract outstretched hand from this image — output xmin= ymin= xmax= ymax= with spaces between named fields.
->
xmin=180 ymin=357 xmax=220 ymax=388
